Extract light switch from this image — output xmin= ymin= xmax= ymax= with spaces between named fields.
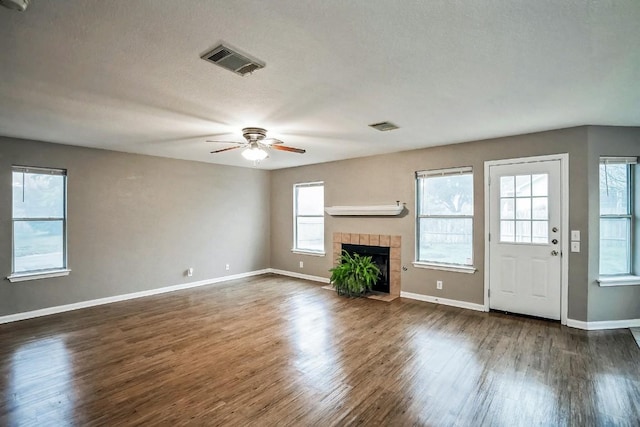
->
xmin=571 ymin=230 xmax=580 ymax=241
xmin=571 ymin=241 xmax=580 ymax=252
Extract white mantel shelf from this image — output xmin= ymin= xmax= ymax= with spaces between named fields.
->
xmin=324 ymin=204 xmax=404 ymax=216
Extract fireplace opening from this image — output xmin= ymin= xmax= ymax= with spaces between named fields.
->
xmin=341 ymin=243 xmax=390 ymax=294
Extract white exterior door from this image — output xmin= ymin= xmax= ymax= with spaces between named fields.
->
xmin=488 ymin=159 xmax=562 ymax=320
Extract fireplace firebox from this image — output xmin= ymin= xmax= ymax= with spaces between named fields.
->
xmin=341 ymin=243 xmax=390 ymax=294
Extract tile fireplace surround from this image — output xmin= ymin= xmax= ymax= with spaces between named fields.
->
xmin=332 ymin=232 xmax=401 ymax=299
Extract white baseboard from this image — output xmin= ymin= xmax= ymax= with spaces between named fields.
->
xmin=5 ymin=269 xmax=636 ymax=331
xmin=566 ymin=318 xmax=640 ymax=330
xmin=0 ymin=269 xmax=270 ymax=325
xmin=400 ymin=291 xmax=487 ymax=312
xmin=268 ymin=268 xmax=330 ymax=284
xmin=398 ymin=293 xmax=640 ymax=330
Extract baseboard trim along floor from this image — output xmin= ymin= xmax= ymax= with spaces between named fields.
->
xmin=566 ymin=318 xmax=640 ymax=330
xmin=400 ymin=291 xmax=487 ymax=312
xmin=267 ymin=268 xmax=330 ymax=284
xmin=0 ymin=269 xmax=270 ymax=324
xmin=3 ymin=269 xmax=638 ymax=332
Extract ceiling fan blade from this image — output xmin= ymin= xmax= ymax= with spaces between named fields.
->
xmin=271 ymin=145 xmax=306 ymax=154
xmin=206 ymin=140 xmax=243 ymax=144
xmin=261 ymin=138 xmax=283 ymax=145
xmin=211 ymin=145 xmax=244 ymax=154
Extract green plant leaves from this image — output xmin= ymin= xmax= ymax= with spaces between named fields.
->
xmin=329 ymin=250 xmax=381 ymax=297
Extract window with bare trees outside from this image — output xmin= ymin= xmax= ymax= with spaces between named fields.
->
xmin=416 ymin=167 xmax=474 ymax=268
xmin=599 ymin=157 xmax=636 ymax=277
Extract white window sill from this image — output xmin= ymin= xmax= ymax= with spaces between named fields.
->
xmin=291 ymin=249 xmax=326 ymax=257
xmin=412 ymin=262 xmax=476 ymax=274
xmin=597 ymin=275 xmax=640 ymax=287
xmin=7 ymin=269 xmax=71 ymax=283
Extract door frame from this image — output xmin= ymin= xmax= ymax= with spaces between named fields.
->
xmin=483 ymin=153 xmax=569 ymax=325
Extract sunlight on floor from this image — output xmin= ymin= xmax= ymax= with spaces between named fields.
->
xmin=8 ymin=337 xmax=74 ymax=426
xmin=288 ymin=293 xmax=343 ymax=396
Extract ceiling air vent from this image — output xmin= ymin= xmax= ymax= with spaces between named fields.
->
xmin=369 ymin=121 xmax=399 ymax=132
xmin=201 ymin=44 xmax=265 ymax=76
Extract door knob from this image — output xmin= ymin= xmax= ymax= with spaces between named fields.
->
xmin=551 ymin=250 xmax=559 ymax=256
xmin=552 ymin=239 xmax=558 ymax=244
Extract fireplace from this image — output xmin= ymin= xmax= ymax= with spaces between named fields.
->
xmin=341 ymin=244 xmax=390 ymax=293
xmin=333 ymin=232 xmax=401 ymax=299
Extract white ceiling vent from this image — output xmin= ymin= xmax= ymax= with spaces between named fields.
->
xmin=369 ymin=121 xmax=399 ymax=132
xmin=201 ymin=44 xmax=265 ymax=76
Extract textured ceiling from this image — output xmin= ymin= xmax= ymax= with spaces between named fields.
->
xmin=0 ymin=0 xmax=638 ymax=170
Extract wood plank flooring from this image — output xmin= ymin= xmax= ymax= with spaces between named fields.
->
xmin=1 ymin=274 xmax=639 ymax=426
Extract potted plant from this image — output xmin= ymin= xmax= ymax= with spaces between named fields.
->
xmin=329 ymin=250 xmax=381 ymax=297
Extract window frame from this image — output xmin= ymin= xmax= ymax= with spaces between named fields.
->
xmin=598 ymin=157 xmax=636 ymax=277
xmin=8 ymin=165 xmax=70 ymax=282
xmin=414 ymin=166 xmax=475 ymax=272
xmin=292 ymin=181 xmax=325 ymax=256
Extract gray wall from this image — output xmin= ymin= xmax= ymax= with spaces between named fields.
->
xmin=587 ymin=126 xmax=640 ymax=321
xmin=271 ymin=127 xmax=593 ymax=321
xmin=3 ymin=126 xmax=638 ymax=323
xmin=0 ymin=137 xmax=271 ymax=316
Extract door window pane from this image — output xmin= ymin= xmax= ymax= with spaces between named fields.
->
xmin=500 ymin=199 xmax=514 ymax=219
xmin=500 ymin=221 xmax=515 ymax=242
xmin=500 ymin=176 xmax=514 ymax=197
xmin=516 ymin=198 xmax=532 ymax=219
xmin=531 ymin=174 xmax=548 ymax=196
xmin=516 ymin=221 xmax=532 ymax=243
xmin=532 ymin=221 xmax=549 ymax=244
xmin=532 ymin=197 xmax=548 ymax=220
xmin=516 ymin=175 xmax=531 ymax=197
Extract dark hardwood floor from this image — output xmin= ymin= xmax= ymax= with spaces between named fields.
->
xmin=1 ymin=274 xmax=638 ymax=426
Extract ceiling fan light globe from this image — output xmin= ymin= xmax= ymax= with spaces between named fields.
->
xmin=241 ymin=147 xmax=268 ymax=161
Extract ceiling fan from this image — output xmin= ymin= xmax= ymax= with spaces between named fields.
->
xmin=208 ymin=127 xmax=306 ymax=162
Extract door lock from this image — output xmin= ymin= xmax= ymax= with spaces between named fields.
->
xmin=551 ymin=250 xmax=559 ymax=256
xmin=552 ymin=227 xmax=558 ymax=232
xmin=552 ymin=239 xmax=558 ymax=244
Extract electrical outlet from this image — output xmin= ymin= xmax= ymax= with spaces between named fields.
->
xmin=436 ymin=280 xmax=443 ymax=290
xmin=299 ymin=261 xmax=304 ymax=269
xmin=187 ymin=267 xmax=193 ymax=277
xmin=225 ymin=264 xmax=230 ymax=271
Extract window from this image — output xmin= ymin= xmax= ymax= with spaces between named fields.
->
xmin=9 ymin=166 xmax=68 ymax=281
xmin=599 ymin=157 xmax=636 ymax=276
xmin=416 ymin=167 xmax=473 ymax=267
xmin=499 ymin=174 xmax=549 ymax=244
xmin=293 ymin=182 xmax=324 ymax=254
